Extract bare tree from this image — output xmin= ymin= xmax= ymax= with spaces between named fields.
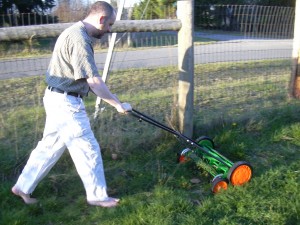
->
xmin=53 ymin=0 xmax=88 ymax=23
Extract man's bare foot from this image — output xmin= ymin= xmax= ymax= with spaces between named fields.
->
xmin=87 ymin=197 xmax=120 ymax=208
xmin=11 ymin=186 xmax=38 ymax=204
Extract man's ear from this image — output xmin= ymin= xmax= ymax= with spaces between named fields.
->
xmin=99 ymin=16 xmax=105 ymax=24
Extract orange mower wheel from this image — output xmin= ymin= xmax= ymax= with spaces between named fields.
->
xmin=211 ymin=176 xmax=228 ymax=193
xmin=178 ymin=155 xmax=188 ymax=163
xmin=227 ymin=161 xmax=252 ymax=186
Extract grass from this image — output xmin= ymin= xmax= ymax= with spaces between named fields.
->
xmin=0 ymin=59 xmax=300 ymax=224
xmin=0 ymin=32 xmax=214 ymax=59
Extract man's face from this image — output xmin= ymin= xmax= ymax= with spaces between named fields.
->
xmin=94 ymin=12 xmax=116 ymax=39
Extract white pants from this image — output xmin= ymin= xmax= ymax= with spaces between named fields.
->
xmin=14 ymin=88 xmax=109 ymax=201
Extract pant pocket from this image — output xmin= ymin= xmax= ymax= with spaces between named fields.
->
xmin=63 ymin=97 xmax=91 ymax=138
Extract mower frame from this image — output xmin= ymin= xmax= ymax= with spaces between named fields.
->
xmin=130 ymin=109 xmax=253 ymax=193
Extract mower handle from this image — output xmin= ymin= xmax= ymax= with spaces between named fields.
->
xmin=130 ymin=109 xmax=180 ymax=136
xmin=129 ymin=109 xmax=229 ymax=166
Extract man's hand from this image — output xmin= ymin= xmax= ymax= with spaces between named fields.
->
xmin=116 ymin=102 xmax=132 ymax=114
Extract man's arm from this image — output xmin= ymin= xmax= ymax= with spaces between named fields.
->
xmin=87 ymin=76 xmax=131 ymax=113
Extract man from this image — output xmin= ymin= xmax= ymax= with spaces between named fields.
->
xmin=11 ymin=1 xmax=131 ymax=208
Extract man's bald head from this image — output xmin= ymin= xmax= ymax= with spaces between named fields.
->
xmin=87 ymin=1 xmax=116 ymax=19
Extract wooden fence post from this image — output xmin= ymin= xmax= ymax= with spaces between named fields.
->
xmin=177 ymin=0 xmax=194 ymax=137
xmin=290 ymin=0 xmax=300 ymax=98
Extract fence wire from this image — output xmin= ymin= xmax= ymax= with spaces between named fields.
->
xmin=0 ymin=5 xmax=299 ymax=180
xmin=195 ymin=5 xmax=295 ymax=38
xmin=1 ymin=4 xmax=295 ymax=38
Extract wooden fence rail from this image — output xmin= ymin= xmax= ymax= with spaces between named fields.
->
xmin=0 ymin=19 xmax=181 ymax=41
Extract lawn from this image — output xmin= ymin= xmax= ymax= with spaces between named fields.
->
xmin=0 ymin=59 xmax=299 ymax=224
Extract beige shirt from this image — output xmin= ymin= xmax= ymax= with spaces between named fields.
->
xmin=46 ymin=21 xmax=100 ymax=96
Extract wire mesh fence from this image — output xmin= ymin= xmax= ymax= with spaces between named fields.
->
xmin=0 ymin=13 xmax=58 ymax=27
xmin=0 ymin=5 xmax=299 ymax=180
xmin=1 ymin=4 xmax=295 ymax=39
xmin=195 ymin=5 xmax=295 ymax=38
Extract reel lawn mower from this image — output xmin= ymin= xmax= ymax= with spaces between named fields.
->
xmin=130 ymin=109 xmax=253 ymax=193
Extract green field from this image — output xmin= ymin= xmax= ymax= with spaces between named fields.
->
xmin=0 ymin=59 xmax=299 ymax=224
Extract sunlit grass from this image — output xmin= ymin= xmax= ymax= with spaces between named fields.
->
xmin=1 ymin=59 xmax=299 ymax=224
